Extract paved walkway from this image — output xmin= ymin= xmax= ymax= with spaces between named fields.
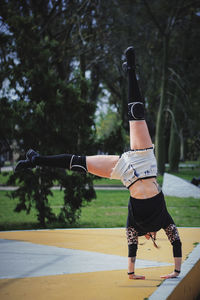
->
xmin=162 ymin=173 xmax=200 ymax=199
xmin=0 ymin=227 xmax=200 ymax=300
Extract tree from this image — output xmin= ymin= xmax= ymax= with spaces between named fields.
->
xmin=142 ymin=0 xmax=200 ymax=173
xmin=1 ymin=1 xmax=200 ymax=228
xmin=168 ymin=88 xmax=180 ymax=172
xmin=1 ymin=0 xmax=100 ymax=227
xmin=96 ymin=109 xmax=128 ymax=154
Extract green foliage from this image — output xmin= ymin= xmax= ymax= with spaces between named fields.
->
xmin=0 ymin=0 xmax=200 ymax=226
xmin=0 ymin=189 xmax=200 ymax=230
xmin=96 ymin=110 xmax=128 ymax=154
xmin=58 ymin=172 xmax=96 ymax=224
xmin=0 ymin=0 xmax=100 ymax=227
xmin=168 ymin=89 xmax=181 ymax=172
xmin=8 ymin=168 xmax=58 ymax=227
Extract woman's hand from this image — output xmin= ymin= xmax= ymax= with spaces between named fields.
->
xmin=145 ymin=232 xmax=157 ymax=240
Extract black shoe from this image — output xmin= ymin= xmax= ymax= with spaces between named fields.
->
xmin=15 ymin=149 xmax=38 ymax=172
xmin=26 ymin=149 xmax=39 ymax=162
xmin=15 ymin=158 xmax=35 ymax=172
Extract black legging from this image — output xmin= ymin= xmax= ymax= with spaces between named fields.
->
xmin=126 ymin=224 xmax=182 ymax=257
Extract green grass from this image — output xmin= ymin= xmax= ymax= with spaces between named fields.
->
xmin=0 ymin=191 xmax=39 ymax=230
xmin=0 ymin=189 xmax=200 ymax=231
xmin=165 ymin=197 xmax=200 ymax=227
xmin=0 ymin=162 xmax=199 ymax=230
xmin=93 ymin=177 xmax=122 ymax=186
xmin=0 ymin=172 xmax=11 ymax=185
xmin=167 ymin=165 xmax=199 ymax=183
xmin=93 ymin=176 xmax=164 ymax=186
xmin=78 ymin=190 xmax=129 ymax=228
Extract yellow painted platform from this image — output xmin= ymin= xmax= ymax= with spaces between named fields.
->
xmin=0 ymin=227 xmax=200 ymax=300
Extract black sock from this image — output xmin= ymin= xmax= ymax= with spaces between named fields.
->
xmin=33 ymin=154 xmax=87 ymax=173
xmin=128 ymin=70 xmax=143 ymax=104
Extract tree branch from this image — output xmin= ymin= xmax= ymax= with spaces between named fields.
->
xmin=143 ymin=0 xmax=164 ymax=35
xmin=39 ymin=0 xmax=62 ymax=35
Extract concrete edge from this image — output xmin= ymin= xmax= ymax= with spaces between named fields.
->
xmin=149 ymin=243 xmax=200 ymax=300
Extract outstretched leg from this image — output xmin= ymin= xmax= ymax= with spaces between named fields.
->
xmin=124 ymin=46 xmax=152 ymax=150
xmin=15 ymin=149 xmax=119 ymax=179
xmin=86 ymin=155 xmax=119 ymax=178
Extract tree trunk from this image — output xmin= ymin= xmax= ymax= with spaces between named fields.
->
xmin=168 ymin=91 xmax=180 ymax=172
xmin=155 ymin=35 xmax=169 ymax=175
xmin=179 ymin=129 xmax=185 ymax=161
xmin=37 ymin=174 xmax=46 ymax=228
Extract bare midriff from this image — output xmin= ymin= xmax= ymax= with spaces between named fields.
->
xmin=129 ymin=177 xmax=160 ymax=199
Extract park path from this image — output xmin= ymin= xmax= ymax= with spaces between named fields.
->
xmin=0 ymin=227 xmax=200 ymax=300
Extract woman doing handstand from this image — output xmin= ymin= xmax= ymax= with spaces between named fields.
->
xmin=16 ymin=46 xmax=182 ymax=280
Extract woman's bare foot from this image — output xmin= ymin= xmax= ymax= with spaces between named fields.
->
xmin=161 ymin=271 xmax=180 ymax=279
xmin=128 ymin=273 xmax=145 ymax=280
